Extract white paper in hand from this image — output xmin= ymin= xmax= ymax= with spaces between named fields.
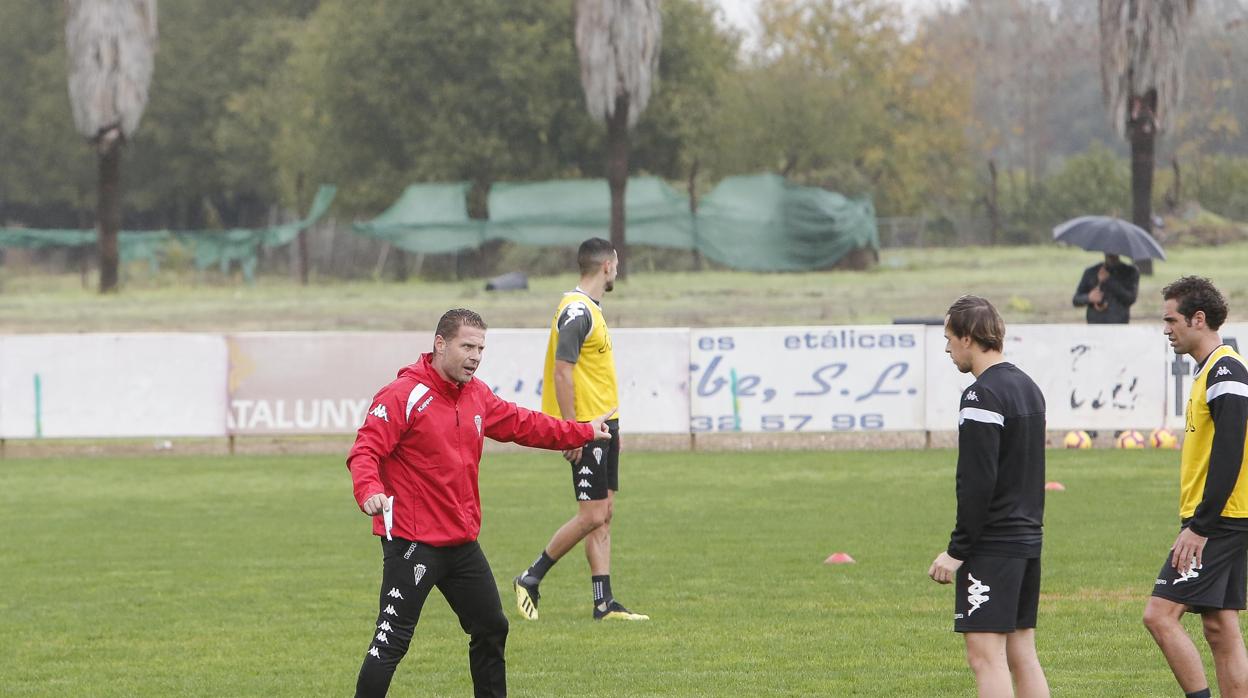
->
xmin=383 ymin=496 xmax=395 ymax=541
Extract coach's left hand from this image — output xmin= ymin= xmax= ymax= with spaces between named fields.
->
xmin=928 ymin=551 xmax=963 ymax=584
xmin=1171 ymin=527 xmax=1208 ymax=576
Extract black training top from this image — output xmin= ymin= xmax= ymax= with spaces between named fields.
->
xmin=947 ymin=362 xmax=1047 ymax=560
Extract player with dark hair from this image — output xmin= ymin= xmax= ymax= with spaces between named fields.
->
xmin=347 ymin=308 xmax=615 ymax=697
xmin=512 ymin=238 xmax=649 ymax=622
xmin=928 ymin=295 xmax=1050 ymax=697
xmin=1145 ymin=277 xmax=1248 ymax=698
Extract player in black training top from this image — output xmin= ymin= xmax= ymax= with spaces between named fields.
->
xmin=928 ymin=295 xmax=1050 ymax=698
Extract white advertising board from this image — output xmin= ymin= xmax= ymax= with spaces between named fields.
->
xmin=228 ymin=328 xmax=691 ymax=436
xmin=689 ymin=326 xmax=927 ymax=432
xmin=227 ymin=332 xmax=429 ymax=435
xmin=0 ymin=334 xmax=228 ymax=438
xmin=474 ymin=328 xmax=690 ymax=434
xmin=924 ymin=324 xmax=1168 ymax=431
xmin=1162 ymin=322 xmax=1248 ymax=431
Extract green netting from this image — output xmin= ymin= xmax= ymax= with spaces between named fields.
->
xmin=0 ymin=228 xmax=170 ymax=267
xmin=486 ymin=176 xmax=694 ymax=248
xmin=696 ymin=174 xmax=878 ymax=272
xmin=0 ymin=186 xmax=336 ymax=281
xmin=1 ymin=176 xmax=879 ymax=275
xmin=263 ymin=185 xmax=337 ymax=248
xmin=352 ymin=183 xmax=484 ymax=254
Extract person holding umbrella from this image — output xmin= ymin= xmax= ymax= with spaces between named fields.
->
xmin=1072 ymin=253 xmax=1139 ymax=324
xmin=1054 ymin=215 xmax=1166 ymax=324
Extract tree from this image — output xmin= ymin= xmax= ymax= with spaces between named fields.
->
xmin=65 ymin=0 xmax=158 ymax=292
xmin=711 ymin=0 xmax=971 ymax=218
xmin=1099 ymin=0 xmax=1195 ymax=274
xmin=574 ymin=0 xmax=662 ymax=279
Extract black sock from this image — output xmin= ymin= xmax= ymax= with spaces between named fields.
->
xmin=592 ymin=575 xmax=612 ymax=607
xmin=1185 ymin=689 xmax=1211 ymax=698
xmin=524 ymin=551 xmax=556 ymax=583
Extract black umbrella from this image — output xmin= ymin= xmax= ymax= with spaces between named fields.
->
xmin=1052 ymin=215 xmax=1166 ymax=261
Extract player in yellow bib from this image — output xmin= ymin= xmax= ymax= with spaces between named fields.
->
xmin=1145 ymin=276 xmax=1248 ymax=698
xmin=513 ymin=238 xmax=648 ymax=622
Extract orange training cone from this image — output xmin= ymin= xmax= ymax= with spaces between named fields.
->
xmin=825 ymin=552 xmax=856 ymax=564
xmin=1044 ymin=481 xmax=1066 ymax=491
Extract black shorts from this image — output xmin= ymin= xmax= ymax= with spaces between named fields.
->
xmin=1152 ymin=528 xmax=1248 ymax=612
xmin=953 ymin=555 xmax=1041 ymax=633
xmin=571 ymin=419 xmax=619 ymax=501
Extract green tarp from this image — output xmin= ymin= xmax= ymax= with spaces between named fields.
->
xmin=351 ymin=183 xmax=484 ymax=254
xmin=487 ymin=177 xmax=694 ymax=249
xmin=696 ymin=174 xmax=878 ymax=272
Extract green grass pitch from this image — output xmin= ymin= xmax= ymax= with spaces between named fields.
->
xmin=0 ymin=448 xmax=1217 ymax=695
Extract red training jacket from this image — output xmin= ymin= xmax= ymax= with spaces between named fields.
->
xmin=347 ymin=352 xmax=595 ymax=546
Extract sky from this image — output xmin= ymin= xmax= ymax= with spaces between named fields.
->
xmin=712 ymin=0 xmax=964 ymax=40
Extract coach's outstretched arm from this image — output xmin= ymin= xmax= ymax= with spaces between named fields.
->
xmin=481 ymin=389 xmax=612 ymax=450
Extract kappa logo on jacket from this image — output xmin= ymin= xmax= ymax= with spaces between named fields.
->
xmin=369 ymin=404 xmax=389 ymax=422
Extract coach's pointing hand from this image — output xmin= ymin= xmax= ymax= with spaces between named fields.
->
xmin=588 ymin=408 xmax=617 ymax=441
xmin=362 ymin=493 xmax=390 ymax=516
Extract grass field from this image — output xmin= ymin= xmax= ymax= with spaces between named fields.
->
xmin=0 ymin=447 xmax=1221 ymax=696
xmin=3 ymin=242 xmax=1248 ymax=332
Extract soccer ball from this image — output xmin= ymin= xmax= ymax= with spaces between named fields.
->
xmin=1149 ymin=428 xmax=1179 ymax=450
xmin=1116 ymin=430 xmax=1147 ymax=449
xmin=1062 ymin=430 xmax=1092 ymax=449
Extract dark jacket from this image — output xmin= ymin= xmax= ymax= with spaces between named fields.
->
xmin=1072 ymin=262 xmax=1139 ymax=324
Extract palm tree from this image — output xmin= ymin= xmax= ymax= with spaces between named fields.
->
xmin=66 ymin=0 xmax=158 ymax=293
xmin=575 ymin=0 xmax=662 ymax=279
xmin=1098 ymin=0 xmax=1195 ymax=275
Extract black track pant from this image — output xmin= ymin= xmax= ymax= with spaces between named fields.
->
xmin=355 ymin=538 xmax=509 ymax=697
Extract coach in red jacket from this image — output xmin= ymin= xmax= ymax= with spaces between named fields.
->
xmin=348 ymin=308 xmax=613 ymax=698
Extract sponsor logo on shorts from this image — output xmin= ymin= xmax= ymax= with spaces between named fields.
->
xmin=414 ymin=563 xmax=428 ymax=587
xmin=966 ymin=574 xmax=991 ymax=616
xmin=953 ymin=613 xmax=964 ymax=619
xmin=592 ymin=447 xmax=604 ymax=464
xmin=1155 ymin=579 xmax=1167 ymax=585
xmin=403 ymin=542 xmax=418 ymax=560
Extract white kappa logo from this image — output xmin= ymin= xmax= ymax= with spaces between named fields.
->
xmin=1173 ymin=562 xmax=1203 ymax=585
xmin=578 ymin=466 xmax=593 ymax=475
xmin=578 ymin=492 xmax=590 ymax=501
xmin=375 ymin=631 xmax=389 ymax=644
xmin=368 ymin=646 xmax=381 ymax=658
xmin=577 ymin=479 xmax=591 ymax=488
xmin=414 ymin=563 xmax=428 ymax=587
xmin=1217 ymin=365 xmax=1231 ymax=377
xmin=369 ymin=404 xmax=389 ymax=422
xmin=378 ymin=621 xmax=393 ymax=632
xmin=383 ymin=605 xmax=397 ymax=616
xmin=965 ymin=390 xmax=978 ymax=402
xmin=966 ymin=574 xmax=991 ymax=616
xmin=562 ymin=303 xmax=587 ymax=327
xmin=387 ymin=588 xmax=404 ymax=600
